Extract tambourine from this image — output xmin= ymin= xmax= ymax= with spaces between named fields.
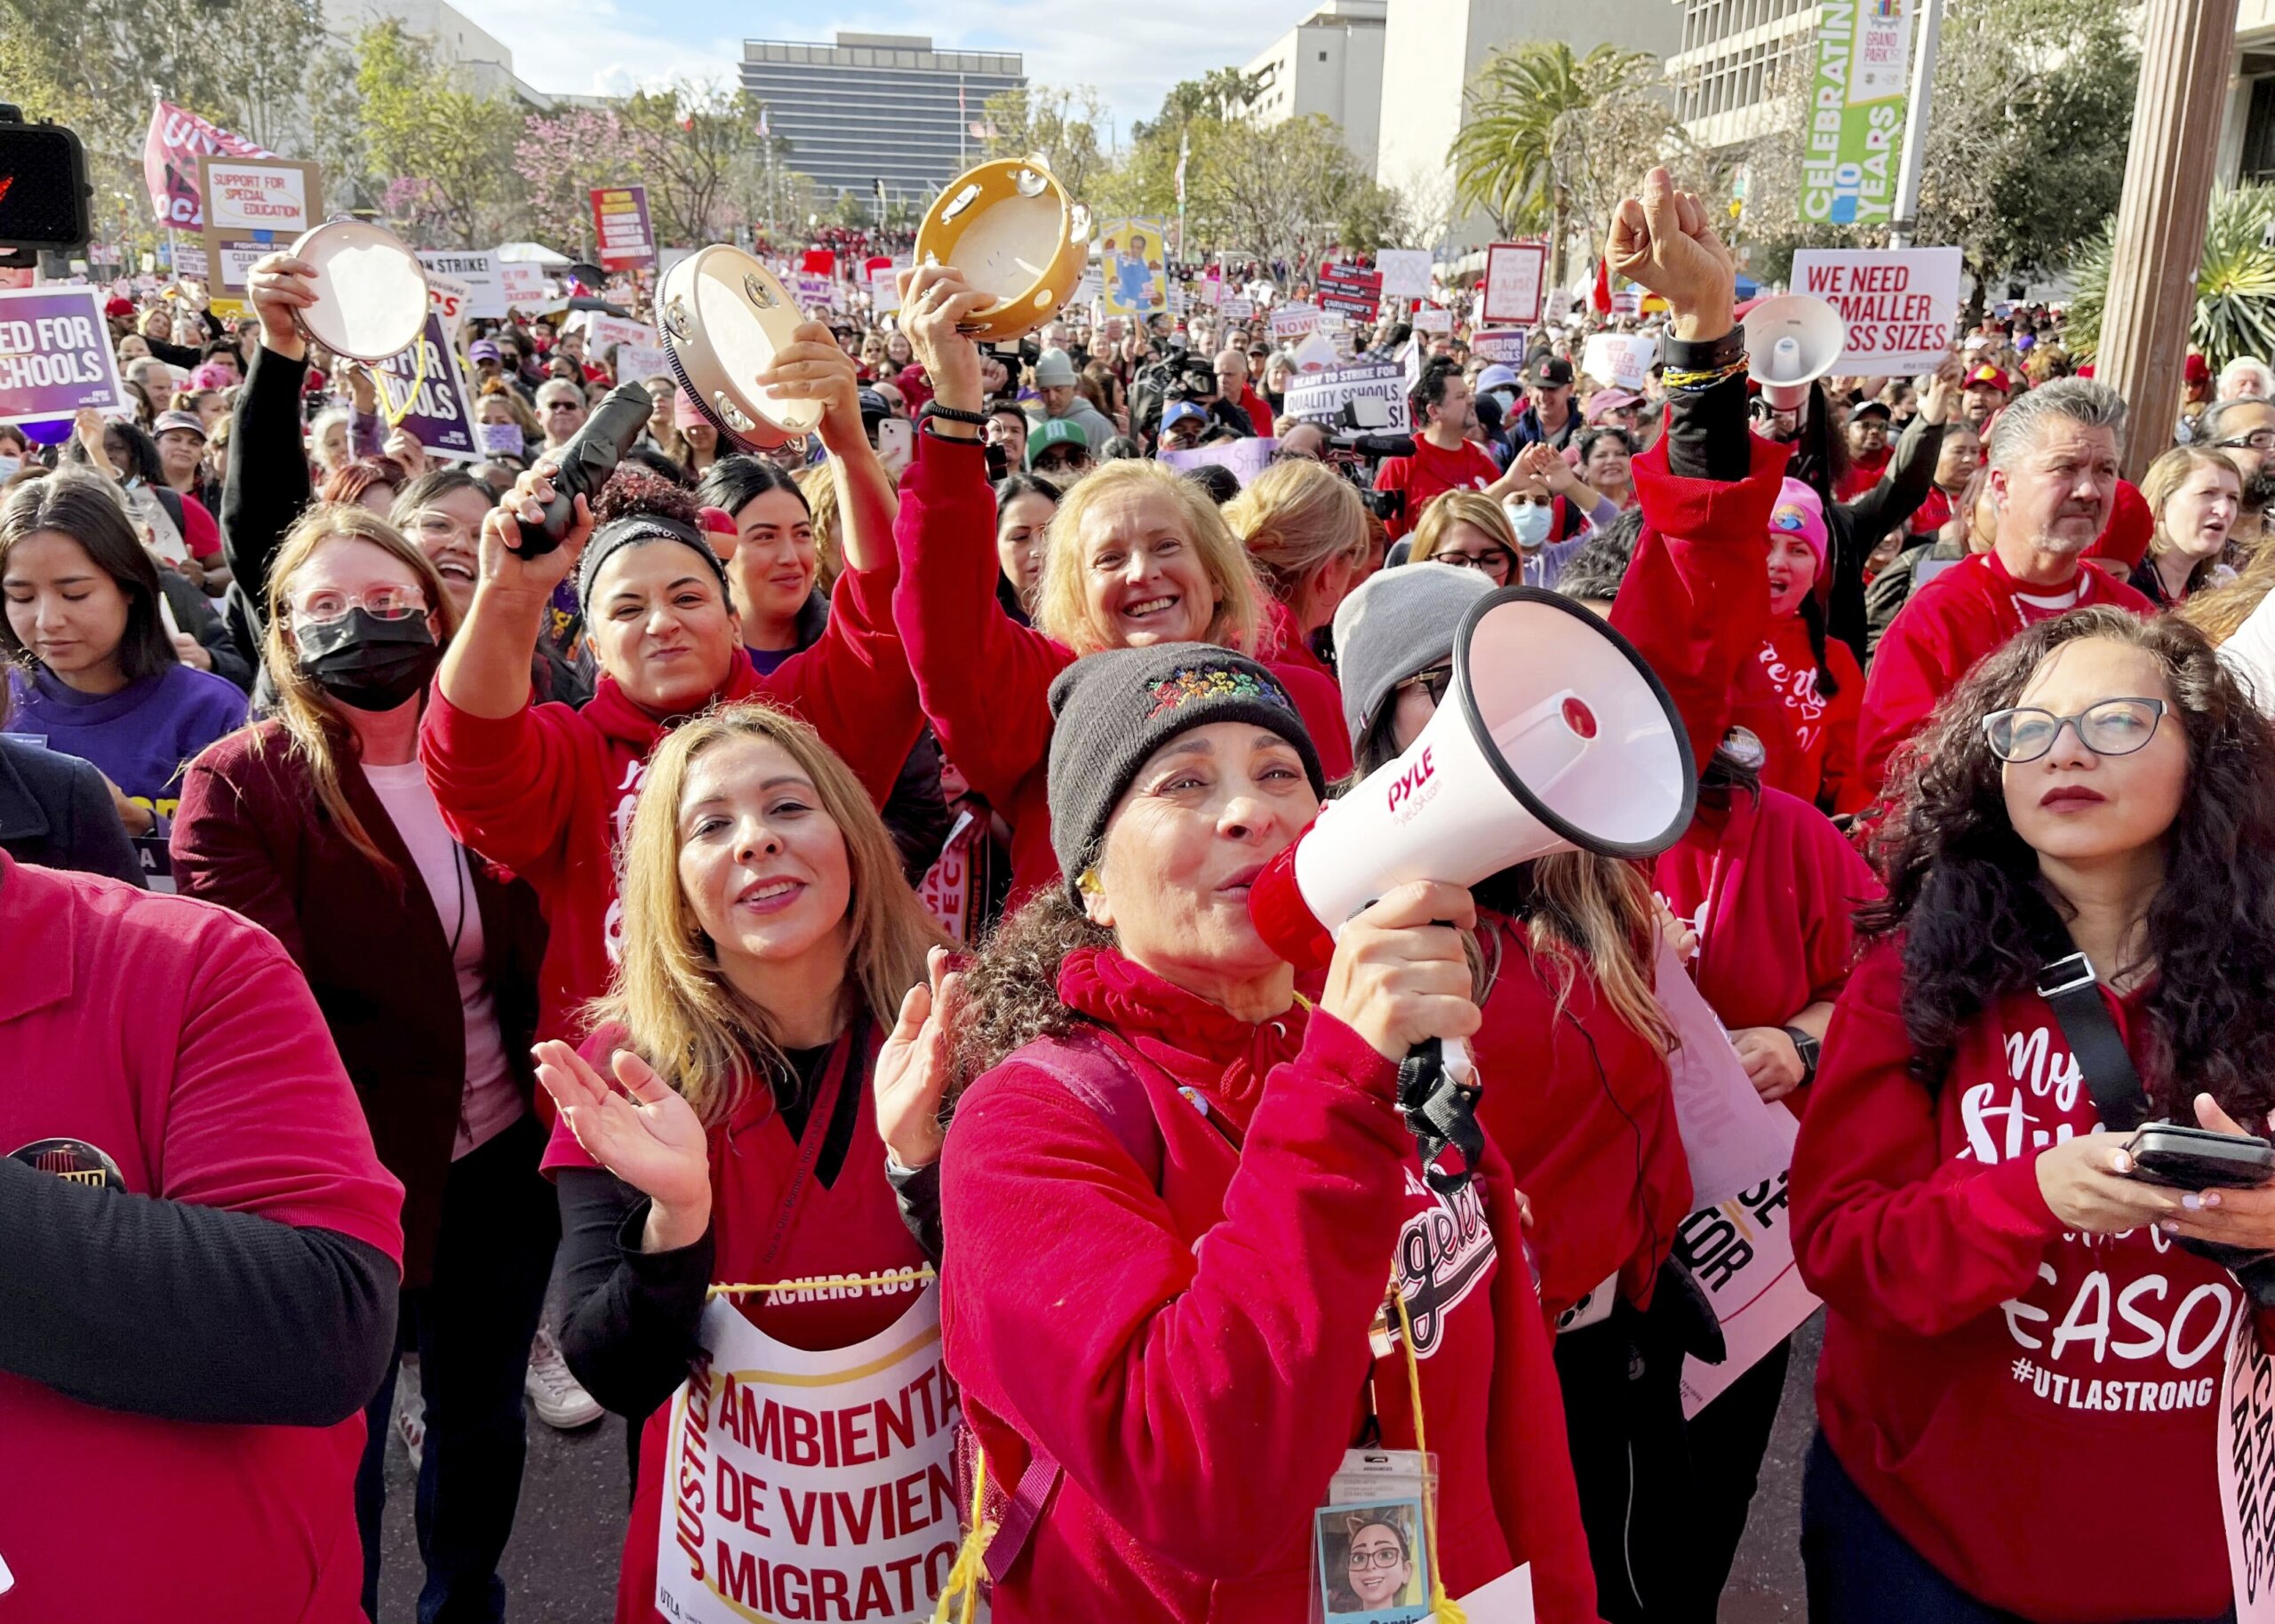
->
xmin=658 ymin=246 xmax=821 ymax=452
xmin=914 ymin=157 xmax=1090 ymax=343
xmin=288 ymin=220 xmax=429 ymax=363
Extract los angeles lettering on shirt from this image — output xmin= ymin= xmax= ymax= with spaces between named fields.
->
xmin=1387 ymin=1165 xmax=1497 ymax=1357
xmin=1968 ymin=1019 xmax=2240 ymax=1413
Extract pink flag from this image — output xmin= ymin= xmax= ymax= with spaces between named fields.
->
xmin=143 ymin=100 xmax=272 ymax=232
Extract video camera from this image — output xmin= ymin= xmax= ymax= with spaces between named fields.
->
xmin=1318 ymin=397 xmax=1414 ymax=523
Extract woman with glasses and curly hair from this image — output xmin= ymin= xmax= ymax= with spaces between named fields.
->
xmin=1793 ymin=608 xmax=2275 ymax=1624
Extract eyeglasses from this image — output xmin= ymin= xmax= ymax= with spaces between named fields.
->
xmin=1347 ymin=1546 xmax=1408 ymax=1571
xmin=411 ymin=511 xmax=478 ymax=546
xmin=1434 ymin=549 xmax=1514 ymax=576
xmin=1399 ymin=665 xmax=1453 ymax=705
xmin=290 ymin=584 xmax=428 ymax=626
xmin=2217 ymin=430 xmax=2275 ymax=452
xmin=1982 ymin=697 xmax=2167 ymax=763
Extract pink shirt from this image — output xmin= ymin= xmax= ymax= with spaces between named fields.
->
xmin=0 ymin=851 xmax=403 ymax=1623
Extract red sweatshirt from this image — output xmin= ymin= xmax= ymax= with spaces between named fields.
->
xmin=1793 ymin=940 xmax=2272 ymax=1621
xmin=938 ymin=950 xmax=1595 ymax=1622
xmin=1753 ymin=614 xmax=1867 ymax=814
xmin=420 ymin=554 xmax=922 ymax=1044
xmin=1372 ymin=435 xmax=1503 ymax=540
xmin=1473 ymin=912 xmax=1688 ymax=1317
xmin=1858 ymin=550 xmax=2152 ymax=795
xmin=1653 ymin=785 xmax=1877 ymax=1114
xmin=890 ymin=433 xmax=1353 ymax=906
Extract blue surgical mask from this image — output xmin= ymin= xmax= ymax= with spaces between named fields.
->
xmin=1506 ymin=501 xmax=1553 ymax=549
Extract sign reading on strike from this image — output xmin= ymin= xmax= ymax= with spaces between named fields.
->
xmin=0 ymin=287 xmax=131 ymax=423
xmin=419 ymin=251 xmax=505 ymax=320
xmin=1791 ymin=247 xmax=1964 ymax=373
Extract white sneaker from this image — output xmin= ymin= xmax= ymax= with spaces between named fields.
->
xmin=394 ymin=1357 xmax=426 ymax=1470
xmin=524 ymin=1323 xmax=603 ymax=1429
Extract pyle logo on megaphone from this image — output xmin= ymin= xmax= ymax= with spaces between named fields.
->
xmin=1249 ymin=587 xmax=1698 ymax=971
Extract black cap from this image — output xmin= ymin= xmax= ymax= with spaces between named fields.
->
xmin=1531 ymin=356 xmax=1576 ymax=387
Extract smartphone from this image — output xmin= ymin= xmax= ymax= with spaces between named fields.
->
xmin=2122 ymin=1123 xmax=2275 ymax=1190
xmin=875 ymin=418 xmax=914 ymax=475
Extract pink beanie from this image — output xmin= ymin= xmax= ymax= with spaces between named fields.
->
xmin=1768 ymin=477 xmax=1829 ymax=570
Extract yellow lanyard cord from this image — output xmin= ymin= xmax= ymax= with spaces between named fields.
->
xmin=706 ymin=1267 xmax=937 ymax=1300
xmin=1392 ymin=1282 xmax=1467 ymax=1624
xmin=377 ymin=340 xmax=429 ymax=429
xmin=935 ymin=1444 xmax=993 ymax=1624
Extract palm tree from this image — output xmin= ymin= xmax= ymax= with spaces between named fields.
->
xmin=1449 ymin=41 xmax=1660 ymax=290
xmin=2065 ymin=186 xmax=2275 ymax=371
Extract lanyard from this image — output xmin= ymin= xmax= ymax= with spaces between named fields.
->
xmin=747 ymin=1027 xmax=857 ymax=1281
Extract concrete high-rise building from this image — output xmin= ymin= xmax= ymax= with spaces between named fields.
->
xmin=1374 ymin=0 xmax=1682 ymax=251
xmin=1243 ymin=0 xmax=1391 ymax=170
xmin=738 ymin=32 xmax=1025 ymax=202
xmin=320 ymin=0 xmax=560 ymax=107
xmin=1668 ymin=0 xmax=1816 ymax=151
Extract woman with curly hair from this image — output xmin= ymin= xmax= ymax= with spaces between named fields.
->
xmin=1792 ymin=607 xmax=2275 ymax=1624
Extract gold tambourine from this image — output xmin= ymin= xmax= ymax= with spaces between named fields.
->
xmin=658 ymin=246 xmax=822 ymax=452
xmin=913 ymin=158 xmax=1090 ymax=343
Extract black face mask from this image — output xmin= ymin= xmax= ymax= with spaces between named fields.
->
xmin=295 ymin=609 xmax=441 ymax=712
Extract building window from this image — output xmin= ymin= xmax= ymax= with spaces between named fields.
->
xmin=2246 ymin=76 xmax=2275 ymax=183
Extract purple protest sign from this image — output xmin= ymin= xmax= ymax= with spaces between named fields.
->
xmin=0 ymin=287 xmax=130 ymax=424
xmin=371 ymin=314 xmax=478 ymax=461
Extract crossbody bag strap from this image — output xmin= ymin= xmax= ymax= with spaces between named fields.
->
xmin=2034 ymin=950 xmax=2155 ymax=1134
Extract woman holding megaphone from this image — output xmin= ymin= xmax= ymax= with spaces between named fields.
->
xmin=883 ymin=263 xmax=1353 ymax=908
xmin=937 ymin=644 xmax=1595 ymax=1622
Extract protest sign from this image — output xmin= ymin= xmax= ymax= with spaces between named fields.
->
xmin=1580 ymin=332 xmax=1661 ymax=393
xmin=1791 ymin=247 xmax=1965 ymax=372
xmin=1411 ymin=306 xmax=1452 ymax=334
xmin=1800 ymin=0 xmax=1913 ymax=225
xmin=371 ymin=313 xmax=478 ymax=461
xmin=1271 ymin=301 xmax=1322 ymax=340
xmin=1099 ymin=218 xmax=1169 ymax=318
xmin=1470 ymin=328 xmax=1529 ymax=364
xmin=1675 ymin=1172 xmax=1821 ymax=1417
xmin=619 ymin=341 xmax=669 ymax=386
xmin=426 ymin=274 xmax=473 ymax=339
xmin=173 ymin=243 xmax=210 ymax=281
xmin=585 ymin=314 xmax=653 ymax=355
xmin=0 ymin=287 xmax=131 ymax=424
xmin=1655 ymin=943 xmax=1797 ymax=1211
xmin=870 ymin=270 xmax=902 ymax=315
xmin=498 ymin=260 xmax=546 ymax=310
xmin=590 ymin=186 xmax=656 ymax=271
xmin=1318 ymin=262 xmax=1383 ymax=322
xmin=1289 ymin=330 xmax=1342 ymax=375
xmin=1285 ymin=362 xmax=1412 ymax=432
xmin=655 ymin=1287 xmax=956 ymax=1624
xmin=794 ymin=273 xmax=838 ymax=313
xmin=1069 ymin=265 xmax=1102 ymax=308
xmin=1481 ymin=243 xmax=1546 ymax=325
xmin=1610 ymin=289 xmax=1641 ymax=318
xmin=1162 ymin=438 xmax=1277 ymax=490
xmin=2221 ymin=1313 xmax=2275 ymax=1622
xmin=1221 ymin=294 xmax=1255 ymax=322
xmin=419 ymin=251 xmax=505 ymax=320
xmin=142 ymin=100 xmax=271 ymax=231
xmin=1377 ymin=249 xmax=1433 ymax=301
xmin=196 ymin=155 xmax=321 ymax=313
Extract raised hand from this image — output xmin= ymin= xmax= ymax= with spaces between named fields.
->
xmin=895 ymin=264 xmax=997 ymax=417
xmin=874 ymin=944 xmax=966 ymax=1170
xmin=1608 ymin=167 xmax=1737 ymax=343
xmin=477 ymin=458 xmax=584 ymax=595
xmin=753 ymin=319 xmax=866 ymax=452
xmin=533 ymin=1040 xmax=714 ymax=1250
xmin=245 ymin=252 xmax=317 ymax=361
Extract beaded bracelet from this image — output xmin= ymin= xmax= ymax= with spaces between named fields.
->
xmin=1662 ymin=355 xmax=1751 ymax=391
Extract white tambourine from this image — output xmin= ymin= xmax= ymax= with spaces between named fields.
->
xmin=914 ymin=158 xmax=1090 ymax=343
xmin=658 ymin=247 xmax=822 ymax=451
xmin=288 ymin=220 xmax=430 ymax=363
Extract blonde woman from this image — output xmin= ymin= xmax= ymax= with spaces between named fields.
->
xmin=530 ymin=703 xmax=957 ymax=1624
xmin=2133 ymin=443 xmax=2242 ymax=607
xmin=1223 ymin=455 xmax=1371 ymax=684
xmin=1410 ymin=485 xmax=1589 ymax=591
xmin=170 ymin=503 xmax=554 ymax=1622
xmin=885 ymin=261 xmax=1354 ymax=903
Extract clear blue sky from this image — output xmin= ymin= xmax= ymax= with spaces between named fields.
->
xmin=451 ymin=0 xmax=1318 ymax=143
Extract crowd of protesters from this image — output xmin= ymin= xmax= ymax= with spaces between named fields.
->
xmin=3 ymin=162 xmax=2272 ymax=1624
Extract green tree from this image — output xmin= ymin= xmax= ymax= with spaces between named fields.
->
xmin=618 ymin=83 xmax=768 ymax=245
xmin=2064 ymin=187 xmax=2275 ymax=370
xmin=355 ymin=20 xmax=523 ymax=247
xmin=977 ymin=84 xmax=1110 ymax=199
xmin=1450 ymin=42 xmax=1682 ymax=288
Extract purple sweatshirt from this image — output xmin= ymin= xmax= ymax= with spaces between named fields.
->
xmin=4 ymin=664 xmax=247 ymax=821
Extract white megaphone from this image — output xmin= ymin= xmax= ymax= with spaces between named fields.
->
xmin=1742 ymin=293 xmax=1845 ymax=410
xmin=1249 ymin=586 xmax=1697 ymax=1186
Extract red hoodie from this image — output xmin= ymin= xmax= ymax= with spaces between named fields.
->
xmin=1753 ymin=614 xmax=1867 ymax=814
xmin=420 ymin=554 xmax=923 ymax=1045
xmin=1652 ymin=785 xmax=1877 ymax=1114
xmin=1793 ymin=940 xmax=2273 ymax=1621
xmin=1857 ymin=549 xmax=2152 ymax=796
xmin=938 ymin=949 xmax=1596 ymax=1622
xmin=889 ymin=434 xmax=1353 ymax=907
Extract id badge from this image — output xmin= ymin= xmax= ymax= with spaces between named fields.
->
xmin=1311 ymin=1448 xmax=1438 ymax=1623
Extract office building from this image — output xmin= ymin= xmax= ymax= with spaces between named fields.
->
xmin=320 ymin=0 xmax=562 ymax=107
xmin=1374 ymin=0 xmax=1681 ymax=249
xmin=738 ymin=32 xmax=1025 ymax=202
xmin=1243 ymin=0 xmax=1391 ymax=170
xmin=1667 ymin=0 xmax=1816 ymax=150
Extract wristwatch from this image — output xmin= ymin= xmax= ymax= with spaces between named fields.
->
xmin=1783 ymin=1025 xmax=1821 ymax=1086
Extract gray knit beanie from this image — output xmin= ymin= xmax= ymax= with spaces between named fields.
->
xmin=1330 ymin=564 xmax=1494 ymax=744
xmin=1046 ymin=642 xmax=1325 ymax=900
xmin=576 ymin=513 xmax=730 ymax=616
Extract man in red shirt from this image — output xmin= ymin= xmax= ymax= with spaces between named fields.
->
xmin=1212 ymin=346 xmax=1275 ymax=438
xmin=1859 ymin=377 xmax=2151 ymax=792
xmin=1374 ymin=355 xmax=1520 ymax=538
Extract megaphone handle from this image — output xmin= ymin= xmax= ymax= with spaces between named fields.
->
xmin=1397 ymin=1037 xmax=1486 ymax=1196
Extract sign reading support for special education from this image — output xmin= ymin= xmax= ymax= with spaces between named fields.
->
xmin=372 ymin=313 xmax=478 ymax=461
xmin=0 ymin=287 xmax=130 ymax=424
xmin=1800 ymin=0 xmax=1915 ymax=226
xmin=419 ymin=251 xmax=505 ymax=320
xmin=1481 ymin=243 xmax=1547 ymax=325
xmin=1285 ymin=362 xmax=1412 ymax=432
xmin=196 ymin=155 xmax=321 ymax=310
xmin=1791 ymin=247 xmax=1963 ymax=372
xmin=590 ymin=186 xmax=656 ymax=271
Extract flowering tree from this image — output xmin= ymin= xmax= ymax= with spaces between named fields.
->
xmin=515 ymin=107 xmax=645 ymax=258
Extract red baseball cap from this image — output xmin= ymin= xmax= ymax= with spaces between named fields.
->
xmin=104 ymin=297 xmax=133 ymax=318
xmin=2185 ymin=353 xmax=2212 ymax=386
xmin=1966 ymin=364 xmax=2013 ymax=394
